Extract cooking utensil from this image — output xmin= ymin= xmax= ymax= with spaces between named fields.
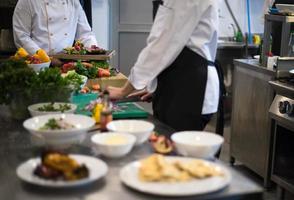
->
xmin=114 ymin=96 xmax=141 ymax=103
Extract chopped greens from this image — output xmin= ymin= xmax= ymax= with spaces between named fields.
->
xmin=40 ymin=118 xmax=75 ymax=130
xmin=37 ymin=103 xmax=71 ymax=112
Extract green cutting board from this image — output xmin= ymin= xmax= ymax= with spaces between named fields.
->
xmin=71 ymin=93 xmax=148 ymax=119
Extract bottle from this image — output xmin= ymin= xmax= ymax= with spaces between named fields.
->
xmin=259 ymin=39 xmax=263 ymax=65
xmin=100 ymin=90 xmax=113 ymax=132
xmin=288 ymin=31 xmax=294 ymax=57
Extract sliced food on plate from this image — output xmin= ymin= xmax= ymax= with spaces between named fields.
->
xmin=120 ymin=154 xmax=232 ymax=196
xmin=139 ymin=154 xmax=223 ymax=182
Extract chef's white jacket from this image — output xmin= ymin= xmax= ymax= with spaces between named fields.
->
xmin=129 ymin=0 xmax=220 ymax=114
xmin=13 ymin=0 xmax=97 ymax=55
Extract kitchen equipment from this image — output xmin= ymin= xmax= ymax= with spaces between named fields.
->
xmin=269 ymin=80 xmax=294 ymax=196
xmin=275 ymin=57 xmax=294 ymax=78
xmin=276 ymin=4 xmax=294 ymax=15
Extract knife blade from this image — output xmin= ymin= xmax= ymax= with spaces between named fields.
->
xmin=114 ymin=96 xmax=141 ymax=103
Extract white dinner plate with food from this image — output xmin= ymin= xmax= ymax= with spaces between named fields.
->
xmin=120 ymin=155 xmax=232 ymax=196
xmin=16 ymin=154 xmax=108 ymax=187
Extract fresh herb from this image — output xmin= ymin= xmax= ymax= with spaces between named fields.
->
xmin=63 ymin=71 xmax=85 ymax=91
xmin=75 ymin=60 xmax=98 ymax=79
xmin=40 ymin=118 xmax=75 ymax=130
xmin=0 ymin=60 xmax=74 ymax=106
xmin=91 ymin=61 xmax=109 ymax=70
xmin=38 ymin=103 xmax=71 ymax=112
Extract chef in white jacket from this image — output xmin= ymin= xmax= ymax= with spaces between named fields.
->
xmin=13 ymin=0 xmax=97 ymax=55
xmin=109 ymin=0 xmax=221 ymax=131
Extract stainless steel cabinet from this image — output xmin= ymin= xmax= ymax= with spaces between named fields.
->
xmin=230 ymin=59 xmax=275 ymax=187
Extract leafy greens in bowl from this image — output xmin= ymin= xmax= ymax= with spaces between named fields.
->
xmin=28 ymin=102 xmax=77 ymax=117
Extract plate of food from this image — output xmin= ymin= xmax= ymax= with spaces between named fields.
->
xmin=120 ymin=154 xmax=231 ymax=196
xmin=52 ymin=41 xmax=115 ymax=61
xmin=16 ymin=151 xmax=108 ymax=187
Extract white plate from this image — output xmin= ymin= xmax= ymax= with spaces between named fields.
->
xmin=16 ymin=154 xmax=108 ymax=187
xmin=120 ymin=156 xmax=232 ymax=196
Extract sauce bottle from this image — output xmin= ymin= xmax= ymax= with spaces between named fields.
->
xmin=100 ymin=90 xmax=113 ymax=132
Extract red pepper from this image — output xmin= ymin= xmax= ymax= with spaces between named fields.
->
xmin=98 ymin=68 xmax=110 ymax=77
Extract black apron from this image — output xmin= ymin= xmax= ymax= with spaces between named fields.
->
xmin=152 ymin=1 xmax=225 ymax=134
xmin=152 ymin=47 xmax=208 ymax=131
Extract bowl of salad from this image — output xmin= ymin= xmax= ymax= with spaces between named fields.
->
xmin=28 ymin=102 xmax=77 ymax=117
xmin=23 ymin=114 xmax=95 ymax=148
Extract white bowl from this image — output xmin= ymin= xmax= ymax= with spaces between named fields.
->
xmin=91 ymin=132 xmax=136 ymax=158
xmin=23 ymin=114 xmax=95 ymax=148
xmin=106 ymin=120 xmax=154 ymax=145
xmin=171 ymin=131 xmax=224 ymax=159
xmin=28 ymin=61 xmax=51 ymax=72
xmin=28 ymin=102 xmax=77 ymax=117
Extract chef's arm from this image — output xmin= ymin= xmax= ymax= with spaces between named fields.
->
xmin=128 ymin=0 xmax=212 ymax=92
xmin=75 ymin=3 xmax=98 ymax=47
xmin=13 ymin=0 xmax=40 ymax=55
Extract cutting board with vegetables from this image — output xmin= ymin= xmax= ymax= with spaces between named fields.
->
xmin=71 ymin=93 xmax=148 ymax=119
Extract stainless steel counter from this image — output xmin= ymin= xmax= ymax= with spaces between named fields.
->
xmin=0 ymin=106 xmax=263 ymax=200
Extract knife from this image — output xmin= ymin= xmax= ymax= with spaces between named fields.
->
xmin=114 ymin=96 xmax=141 ymax=103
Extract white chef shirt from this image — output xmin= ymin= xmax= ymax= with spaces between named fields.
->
xmin=129 ymin=0 xmax=220 ymax=114
xmin=13 ymin=0 xmax=97 ymax=55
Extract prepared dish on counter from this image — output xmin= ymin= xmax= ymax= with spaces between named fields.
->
xmin=149 ymin=132 xmax=173 ymax=154
xmin=37 ymin=103 xmax=72 ymax=112
xmin=139 ymin=154 xmax=223 ymax=182
xmin=39 ymin=118 xmax=76 ymax=130
xmin=34 ymin=151 xmax=89 ymax=181
xmin=63 ymin=41 xmax=107 ymax=55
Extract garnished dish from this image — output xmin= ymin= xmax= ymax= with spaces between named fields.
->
xmin=120 ymin=154 xmax=232 ymax=196
xmin=34 ymin=151 xmax=89 ymax=181
xmin=39 ymin=118 xmax=76 ymax=130
xmin=38 ymin=103 xmax=72 ymax=112
xmin=139 ymin=154 xmax=223 ymax=182
xmin=63 ymin=41 xmax=107 ymax=55
xmin=16 ymin=152 xmax=108 ymax=187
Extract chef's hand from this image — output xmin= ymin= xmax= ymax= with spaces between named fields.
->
xmin=107 ymin=81 xmax=135 ymax=100
xmin=127 ymin=89 xmax=153 ymax=102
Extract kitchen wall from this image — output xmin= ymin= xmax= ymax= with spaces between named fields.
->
xmin=91 ymin=0 xmax=266 ymax=47
xmin=219 ymin=0 xmax=265 ymax=37
xmin=91 ymin=0 xmax=266 ymax=73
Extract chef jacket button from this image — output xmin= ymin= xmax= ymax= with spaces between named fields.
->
xmin=46 ymin=3 xmax=49 ymax=5
xmin=64 ymin=17 xmax=67 ymax=20
xmin=62 ymin=2 xmax=65 ymax=5
xmin=64 ymin=33 xmax=68 ymax=36
xmin=49 ymin=17 xmax=52 ymax=21
xmin=50 ymin=33 xmax=53 ymax=36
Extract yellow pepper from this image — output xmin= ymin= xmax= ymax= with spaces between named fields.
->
xmin=14 ymin=47 xmax=29 ymax=59
xmin=36 ymin=49 xmax=50 ymax=62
